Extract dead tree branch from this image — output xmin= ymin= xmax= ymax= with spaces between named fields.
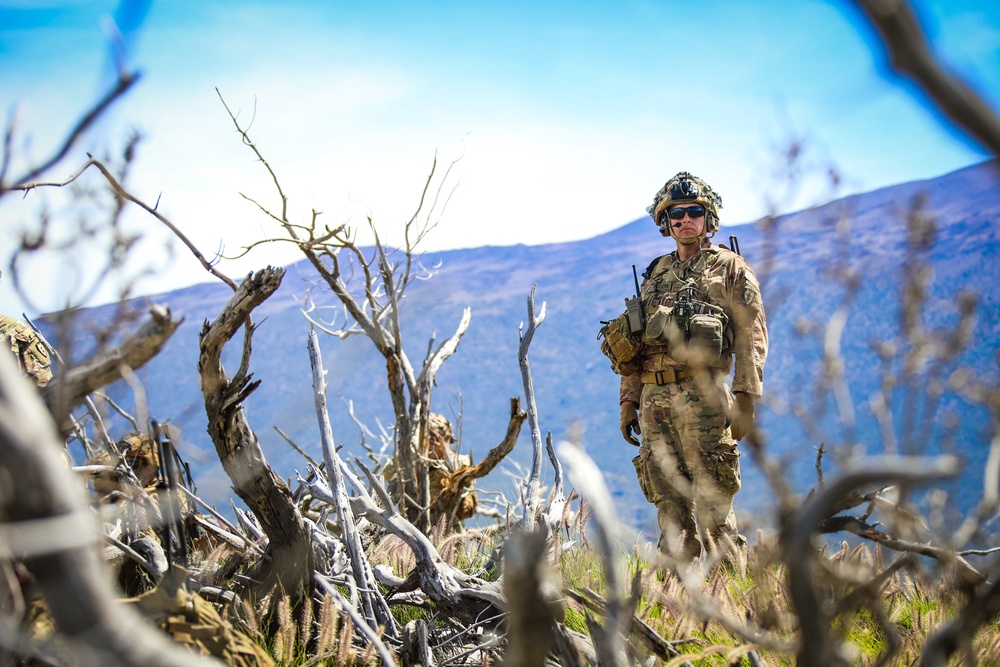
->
xmin=543 ymin=432 xmax=568 ymax=536
xmin=307 ymin=327 xmax=397 ymax=639
xmin=344 ymin=459 xmax=505 ymax=627
xmin=0 ymin=344 xmax=218 ymax=666
xmin=199 ymin=267 xmax=312 ymax=594
xmin=519 ymin=285 xmax=547 ymax=530
xmin=558 ymin=440 xmax=627 ymax=667
xmin=853 ymin=0 xmax=1000 ymax=157
xmin=817 ymin=513 xmax=983 ymax=584
xmin=784 ymin=456 xmax=961 ymax=667
xmin=501 ymin=530 xmax=562 ymax=667
xmin=3 ymin=73 xmax=140 ymax=192
xmin=314 ymin=574 xmax=399 ymax=667
xmin=432 ymin=397 xmax=526 ymax=521
xmin=12 ymin=157 xmax=238 ymax=290
xmin=43 ymin=304 xmax=181 ymax=429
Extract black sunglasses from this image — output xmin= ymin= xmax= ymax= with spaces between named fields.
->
xmin=664 ymin=205 xmax=706 ymax=221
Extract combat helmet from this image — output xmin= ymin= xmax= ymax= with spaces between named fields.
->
xmin=647 ymin=171 xmax=723 ymax=235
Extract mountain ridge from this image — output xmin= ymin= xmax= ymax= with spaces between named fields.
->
xmin=44 ymin=159 xmax=1000 ymax=539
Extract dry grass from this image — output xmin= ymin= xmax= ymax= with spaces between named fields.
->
xmin=547 ymin=532 xmax=1000 ymax=666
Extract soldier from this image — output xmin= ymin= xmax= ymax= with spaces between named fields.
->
xmin=617 ymin=171 xmax=767 ymax=565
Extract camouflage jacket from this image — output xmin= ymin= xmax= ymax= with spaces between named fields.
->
xmin=0 ymin=314 xmax=52 ymax=388
xmin=620 ymin=242 xmax=768 ymax=404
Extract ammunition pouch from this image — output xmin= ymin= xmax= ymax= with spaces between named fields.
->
xmin=632 ymin=447 xmax=669 ymax=504
xmin=686 ymin=313 xmax=725 ymax=363
xmin=599 ymin=313 xmax=643 ymax=375
xmin=632 ymin=450 xmax=655 ymax=503
xmin=642 ymin=305 xmax=678 ymax=346
xmin=642 ymin=303 xmax=728 ymax=366
xmin=702 ymin=442 xmax=741 ymax=495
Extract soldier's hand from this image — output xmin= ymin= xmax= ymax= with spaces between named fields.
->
xmin=731 ymin=392 xmax=755 ymax=441
xmin=619 ymin=402 xmax=641 ymax=446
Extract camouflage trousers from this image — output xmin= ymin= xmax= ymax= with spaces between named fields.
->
xmin=631 ymin=374 xmax=744 ymax=564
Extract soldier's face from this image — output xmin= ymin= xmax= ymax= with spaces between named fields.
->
xmin=666 ymin=204 xmax=706 ymax=245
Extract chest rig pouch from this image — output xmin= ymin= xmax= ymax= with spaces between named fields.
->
xmin=598 ymin=312 xmax=642 ymax=375
xmin=643 ymin=283 xmax=728 ymax=366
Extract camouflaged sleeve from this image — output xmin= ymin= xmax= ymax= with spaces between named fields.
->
xmin=0 ymin=314 xmax=53 ymax=388
xmin=728 ymin=261 xmax=767 ymax=397
xmin=620 ymin=370 xmax=641 ymax=405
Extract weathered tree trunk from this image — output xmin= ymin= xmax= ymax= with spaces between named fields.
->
xmin=198 ymin=267 xmax=312 ymax=594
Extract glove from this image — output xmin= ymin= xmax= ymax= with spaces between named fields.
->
xmin=619 ymin=402 xmax=641 ymax=446
xmin=730 ymin=392 xmax=755 ymax=441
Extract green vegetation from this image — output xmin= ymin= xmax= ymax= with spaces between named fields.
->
xmin=542 ymin=530 xmax=999 ymax=666
xmin=242 ymin=509 xmax=995 ymax=665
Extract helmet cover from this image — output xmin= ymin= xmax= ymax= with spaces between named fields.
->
xmin=647 ymin=171 xmax=723 ymax=234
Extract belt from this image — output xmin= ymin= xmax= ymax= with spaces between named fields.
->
xmin=640 ymin=368 xmax=709 ymax=386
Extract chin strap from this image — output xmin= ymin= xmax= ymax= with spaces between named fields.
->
xmin=671 ymin=230 xmax=710 ymax=246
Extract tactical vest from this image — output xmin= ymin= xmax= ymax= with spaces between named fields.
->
xmin=639 ymin=249 xmax=734 ymax=367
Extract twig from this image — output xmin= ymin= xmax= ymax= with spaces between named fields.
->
xmin=178 ymin=486 xmax=266 ymax=557
xmin=102 ymin=533 xmax=164 ymax=581
xmin=815 ymin=442 xmax=826 ymax=488
xmin=274 ymin=425 xmax=321 ymax=469
xmin=13 ymin=158 xmax=237 ymax=289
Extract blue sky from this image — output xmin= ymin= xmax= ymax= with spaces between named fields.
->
xmin=1 ymin=0 xmax=998 ymax=315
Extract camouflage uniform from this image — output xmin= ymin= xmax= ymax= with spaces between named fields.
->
xmin=130 ymin=567 xmax=275 ymax=667
xmin=621 ymin=206 xmax=768 ymax=563
xmin=0 ymin=314 xmax=53 ymax=388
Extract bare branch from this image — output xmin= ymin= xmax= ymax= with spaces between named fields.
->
xmin=0 ymin=340 xmax=218 ymax=667
xmin=784 ymin=456 xmax=961 ymax=666
xmin=314 ymin=574 xmax=398 ymax=667
xmin=501 ymin=531 xmax=562 ymax=667
xmin=308 ymin=327 xmax=396 ymax=638
xmin=6 ymin=73 xmax=140 ymax=191
xmin=853 ymin=0 xmax=1000 ymax=156
xmin=416 ymin=307 xmax=472 ymax=390
xmin=43 ymin=304 xmax=181 ymax=428
xmin=557 ymin=440 xmax=627 ymax=667
xmin=344 ymin=459 xmax=505 ymax=626
xmin=518 ymin=285 xmax=547 ymax=530
xmin=13 ymin=158 xmax=238 ymax=290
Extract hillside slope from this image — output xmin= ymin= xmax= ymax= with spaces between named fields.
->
xmin=46 ymin=159 xmax=1000 ymax=538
